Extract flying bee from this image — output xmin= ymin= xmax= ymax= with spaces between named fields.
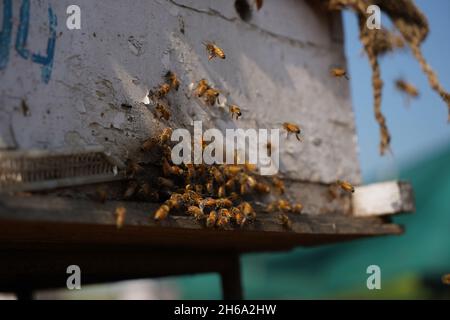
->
xmin=154 ymin=204 xmax=170 ymax=221
xmin=218 ymin=185 xmax=227 ymax=198
xmin=272 ymin=177 xmax=285 ymax=194
xmin=203 ymin=41 xmax=226 ymax=60
xmin=395 ymin=79 xmax=419 ymax=98
xmin=187 ymin=206 xmax=204 ymax=220
xmin=283 ymin=122 xmax=302 ymax=141
xmin=229 ymin=104 xmax=242 ymax=120
xmin=278 ymin=214 xmax=293 ymax=230
xmin=194 ymin=79 xmax=209 ymax=97
xmin=330 ymin=67 xmax=349 ymax=80
xmin=204 ymin=88 xmax=220 ymax=106
xmin=336 ymin=180 xmax=355 ymax=193
xmin=278 ymin=199 xmax=292 ymax=212
xmin=155 ymin=83 xmax=171 ymax=99
xmin=154 ymin=103 xmax=171 ymax=121
xmin=165 ymin=71 xmax=180 ymax=91
xmin=115 ymin=206 xmax=126 ymax=229
xmin=292 ymin=203 xmax=303 ymax=214
xmin=158 ymin=127 xmax=173 ymax=145
xmin=124 ymin=180 xmax=139 ymax=199
xmin=255 ymin=182 xmax=270 ymax=193
xmin=216 ymin=198 xmax=233 ymax=208
xmin=207 ymin=210 xmax=218 ymax=228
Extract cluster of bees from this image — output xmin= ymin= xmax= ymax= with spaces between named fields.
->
xmin=112 ymin=40 xmax=356 ymax=231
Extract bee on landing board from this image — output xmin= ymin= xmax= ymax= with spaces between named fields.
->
xmin=203 ymin=41 xmax=226 ymax=60
xmin=229 ymin=104 xmax=242 ymax=120
xmin=283 ymin=122 xmax=302 ymax=141
xmin=154 ymin=103 xmax=171 ymax=121
xmin=336 ymin=180 xmax=355 ymax=193
xmin=115 ymin=206 xmax=126 ymax=229
xmin=330 ymin=67 xmax=349 ymax=80
xmin=194 ymin=79 xmax=209 ymax=97
xmin=154 ymin=204 xmax=170 ymax=221
xmin=165 ymin=71 xmax=180 ymax=91
xmin=278 ymin=213 xmax=292 ymax=230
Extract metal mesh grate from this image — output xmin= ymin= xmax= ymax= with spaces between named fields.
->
xmin=0 ymin=147 xmax=125 ymax=192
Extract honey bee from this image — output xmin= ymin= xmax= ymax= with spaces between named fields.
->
xmin=240 ymin=202 xmax=256 ymax=221
xmin=278 ymin=214 xmax=293 ymax=230
xmin=229 ymin=104 xmax=242 ymax=120
xmin=442 ymin=274 xmax=450 ymax=285
xmin=218 ymin=185 xmax=227 ymax=198
xmin=228 ymin=192 xmax=239 ymax=202
xmin=336 ymin=180 xmax=355 ymax=193
xmin=199 ymin=197 xmax=217 ymax=210
xmin=162 ymin=158 xmax=184 ymax=176
xmin=266 ymin=201 xmax=278 ymax=213
xmin=155 ymin=83 xmax=171 ymax=99
xmin=277 ymin=199 xmax=292 ymax=212
xmin=141 ymin=137 xmax=156 ymax=152
xmin=182 ymin=190 xmax=201 ymax=206
xmin=188 ymin=206 xmax=205 ymax=220
xmin=395 ymin=79 xmax=419 ymax=98
xmin=255 ymin=182 xmax=270 ymax=193
xmin=330 ymin=67 xmax=349 ymax=80
xmin=169 ymin=193 xmax=184 ymax=209
xmin=283 ymin=122 xmax=302 ymax=141
xmin=244 ymin=163 xmax=257 ymax=172
xmin=155 ymin=103 xmax=171 ymax=121
xmin=158 ymin=127 xmax=173 ymax=145
xmin=186 ymin=164 xmax=196 ymax=181
xmin=195 ymin=79 xmax=209 ymax=97
xmin=126 ymin=160 xmax=144 ymax=178
xmin=203 ymin=41 xmax=226 ymax=60
xmin=216 ymin=198 xmax=233 ymax=208
xmin=219 ymin=208 xmax=233 ymax=220
xmin=165 ymin=71 xmax=180 ymax=91
xmin=233 ymin=208 xmax=246 ymax=227
xmin=204 ymin=88 xmax=220 ymax=106
xmin=207 ymin=211 xmax=218 ymax=228
xmin=224 ymin=165 xmax=242 ymax=177
xmin=115 ymin=206 xmax=126 ymax=229
xmin=96 ymin=188 xmax=108 ymax=203
xmin=204 ymin=179 xmax=214 ymax=195
xmin=292 ymin=203 xmax=303 ymax=214
xmin=210 ymin=167 xmax=224 ymax=184
xmin=225 ymin=178 xmax=236 ymax=190
xmin=216 ymin=215 xmax=230 ymax=229
xmin=124 ymin=180 xmax=139 ymax=199
xmin=154 ymin=204 xmax=170 ymax=221
xmin=272 ymin=177 xmax=285 ymax=194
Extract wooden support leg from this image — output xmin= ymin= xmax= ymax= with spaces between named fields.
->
xmin=220 ymin=255 xmax=243 ymax=300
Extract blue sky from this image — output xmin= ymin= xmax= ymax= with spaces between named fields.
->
xmin=343 ymin=0 xmax=450 ymax=181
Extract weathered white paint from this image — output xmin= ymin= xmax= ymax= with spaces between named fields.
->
xmin=352 ymin=181 xmax=415 ymax=217
xmin=0 ymin=0 xmax=360 ymax=186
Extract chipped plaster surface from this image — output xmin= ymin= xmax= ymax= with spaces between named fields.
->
xmin=0 ymin=0 xmax=361 ymax=185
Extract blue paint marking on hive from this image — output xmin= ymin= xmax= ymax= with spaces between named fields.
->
xmin=0 ymin=0 xmax=13 ymax=69
xmin=3 ymin=0 xmax=57 ymax=83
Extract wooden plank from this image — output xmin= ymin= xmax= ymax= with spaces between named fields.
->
xmin=352 ymin=181 xmax=415 ymax=217
xmin=0 ymin=194 xmax=403 ymax=252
